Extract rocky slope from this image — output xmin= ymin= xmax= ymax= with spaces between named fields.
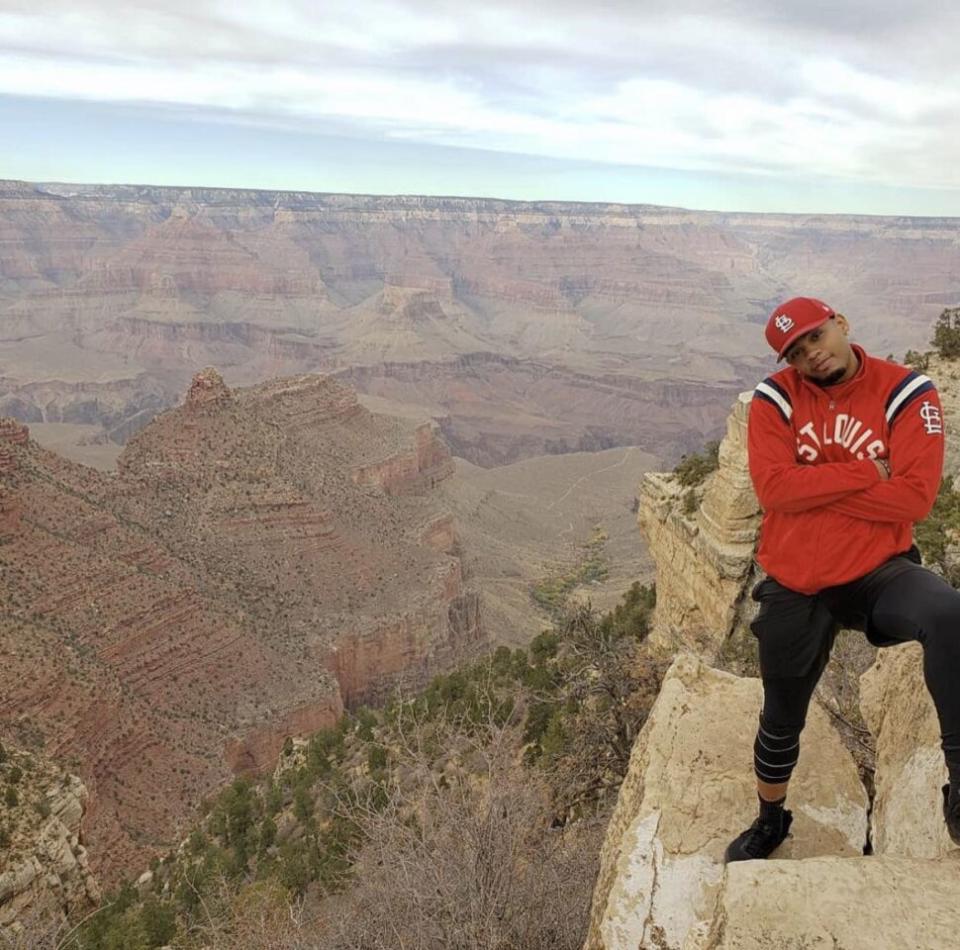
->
xmin=0 ymin=370 xmax=482 ymax=884
xmin=4 ymin=179 xmax=958 ymax=466
xmin=0 ymin=744 xmax=101 ymax=942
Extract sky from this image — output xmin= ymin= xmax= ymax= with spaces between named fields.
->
xmin=2 ymin=0 xmax=960 ymax=215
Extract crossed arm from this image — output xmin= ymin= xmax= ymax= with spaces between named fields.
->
xmin=747 ymin=395 xmax=944 ymax=524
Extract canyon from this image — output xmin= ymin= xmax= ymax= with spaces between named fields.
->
xmin=4 ymin=180 xmax=959 ymax=469
xmin=0 ymin=369 xmax=481 ymax=885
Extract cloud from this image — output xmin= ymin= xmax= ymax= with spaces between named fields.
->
xmin=1 ymin=1 xmax=959 ymax=193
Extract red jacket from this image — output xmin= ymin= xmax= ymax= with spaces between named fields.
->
xmin=748 ymin=345 xmax=944 ymax=594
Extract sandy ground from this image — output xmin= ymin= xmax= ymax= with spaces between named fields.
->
xmin=441 ymin=445 xmax=661 ymax=647
xmin=28 ymin=423 xmax=123 ymax=470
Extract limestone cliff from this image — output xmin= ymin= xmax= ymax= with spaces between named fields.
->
xmin=860 ymin=644 xmax=954 ymax=859
xmin=0 ymin=745 xmax=101 ymax=941
xmin=637 ymin=391 xmax=760 ymax=660
xmin=585 ymin=653 xmax=960 ymax=950
xmin=585 ymin=654 xmax=868 ymax=950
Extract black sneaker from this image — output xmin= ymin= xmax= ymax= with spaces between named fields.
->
xmin=942 ymin=784 xmax=960 ymax=845
xmin=724 ymin=809 xmax=793 ymax=863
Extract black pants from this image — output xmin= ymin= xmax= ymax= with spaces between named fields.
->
xmin=751 ymin=548 xmax=960 ymax=783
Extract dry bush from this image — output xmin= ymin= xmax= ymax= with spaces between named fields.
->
xmin=0 ymin=905 xmax=65 ymax=950
xmin=315 ymin=709 xmax=600 ymax=950
xmin=545 ymin=606 xmax=664 ymax=816
xmin=178 ymin=878 xmax=317 ymax=950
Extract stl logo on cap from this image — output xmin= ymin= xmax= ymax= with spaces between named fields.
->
xmin=764 ymin=296 xmax=836 ymax=360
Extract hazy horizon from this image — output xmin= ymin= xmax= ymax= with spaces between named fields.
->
xmin=4 ymin=2 xmax=960 ymax=217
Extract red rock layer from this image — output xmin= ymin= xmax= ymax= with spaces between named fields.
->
xmin=0 ymin=374 xmax=483 ymax=884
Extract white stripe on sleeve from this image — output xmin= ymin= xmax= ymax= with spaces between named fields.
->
xmin=885 ymin=374 xmax=932 ymax=423
xmin=755 ymin=381 xmax=793 ymax=420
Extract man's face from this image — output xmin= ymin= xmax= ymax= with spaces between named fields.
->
xmin=783 ymin=315 xmax=856 ymax=384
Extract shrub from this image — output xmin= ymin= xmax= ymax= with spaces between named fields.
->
xmin=932 ymin=307 xmax=960 ymax=359
xmin=673 ymin=439 xmax=720 ymax=487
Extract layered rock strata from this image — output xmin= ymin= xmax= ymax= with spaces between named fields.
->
xmin=638 ymin=392 xmax=761 ymax=658
xmin=8 ymin=179 xmax=959 ymax=467
xmin=0 ymin=370 xmax=482 ymax=885
xmin=585 ymin=654 xmax=868 ymax=950
xmin=0 ymin=747 xmax=101 ymax=940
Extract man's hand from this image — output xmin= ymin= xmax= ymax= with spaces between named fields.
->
xmin=874 ymin=458 xmax=891 ymax=480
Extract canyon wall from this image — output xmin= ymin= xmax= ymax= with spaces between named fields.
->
xmin=4 ymin=180 xmax=958 ymax=466
xmin=0 ymin=746 xmax=101 ymax=942
xmin=0 ymin=369 xmax=483 ymax=885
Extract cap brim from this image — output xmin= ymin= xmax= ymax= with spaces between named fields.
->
xmin=776 ymin=319 xmax=830 ymax=361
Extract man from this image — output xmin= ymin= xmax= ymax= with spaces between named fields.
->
xmin=725 ymin=295 xmax=960 ymax=862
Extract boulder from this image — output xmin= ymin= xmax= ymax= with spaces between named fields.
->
xmin=585 ymin=654 xmax=868 ymax=950
xmin=861 ymin=644 xmax=954 ymax=858
xmin=701 ymin=855 xmax=960 ymax=949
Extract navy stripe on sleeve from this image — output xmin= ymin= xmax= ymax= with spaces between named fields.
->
xmin=753 ymin=377 xmax=793 ymax=425
xmin=885 ymin=372 xmax=936 ymax=426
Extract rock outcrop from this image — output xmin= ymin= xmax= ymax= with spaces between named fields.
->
xmin=586 ymin=652 xmax=960 ymax=950
xmin=586 ymin=654 xmax=868 ymax=950
xmin=185 ymin=365 xmax=231 ymax=408
xmin=0 ymin=746 xmax=101 ymax=940
xmin=860 ymin=644 xmax=954 ymax=858
xmin=638 ymin=392 xmax=761 ymax=658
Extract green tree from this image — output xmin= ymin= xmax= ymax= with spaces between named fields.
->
xmin=367 ymin=744 xmax=388 ymax=772
xmin=139 ymin=897 xmax=177 ymax=947
xmin=259 ymin=815 xmax=277 ymax=855
xmin=932 ymin=307 xmax=960 ymax=359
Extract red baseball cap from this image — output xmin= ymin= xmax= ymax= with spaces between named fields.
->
xmin=765 ymin=297 xmax=836 ymax=360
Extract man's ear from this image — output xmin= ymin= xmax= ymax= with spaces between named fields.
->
xmin=834 ymin=313 xmax=850 ymax=335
